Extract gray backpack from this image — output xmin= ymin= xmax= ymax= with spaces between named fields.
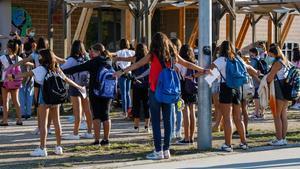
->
xmin=69 ymin=56 xmax=90 ymax=86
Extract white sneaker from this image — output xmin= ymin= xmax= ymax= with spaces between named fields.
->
xmin=80 ymin=132 xmax=94 ymax=139
xmin=32 ymin=127 xmax=40 ymax=135
xmin=283 ymin=138 xmax=288 ymax=145
xmin=63 ymin=134 xmax=80 ymax=140
xmin=54 ymin=146 xmax=63 ymax=155
xmin=220 ymin=144 xmax=233 ymax=152
xmin=133 ymin=127 xmax=139 ymax=133
xmin=80 ymin=121 xmax=87 ymax=130
xmin=144 ymin=127 xmax=151 ymax=134
xmin=146 ymin=151 xmax=164 ymax=160
xmin=176 ymin=131 xmax=182 ymax=139
xmin=30 ymin=148 xmax=48 ymax=157
xmin=239 ymin=143 xmax=249 ymax=150
xmin=290 ymin=104 xmax=300 ymax=110
xmin=163 ymin=150 xmax=171 ymax=159
xmin=269 ymin=139 xmax=285 ymax=146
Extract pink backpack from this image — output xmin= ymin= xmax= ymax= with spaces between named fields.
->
xmin=3 ymin=55 xmax=23 ymax=89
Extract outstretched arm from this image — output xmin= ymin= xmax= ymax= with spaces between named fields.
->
xmin=114 ymin=53 xmax=151 ymax=78
xmin=176 ymin=54 xmax=211 ymax=76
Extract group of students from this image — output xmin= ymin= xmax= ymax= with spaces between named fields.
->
xmin=0 ymin=30 xmax=298 ymax=160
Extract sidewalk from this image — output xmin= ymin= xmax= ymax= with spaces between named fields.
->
xmin=0 ymin=110 xmax=300 ymax=169
xmin=119 ymin=147 xmax=300 ymax=169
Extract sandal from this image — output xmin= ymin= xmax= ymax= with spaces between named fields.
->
xmin=0 ymin=121 xmax=8 ymax=126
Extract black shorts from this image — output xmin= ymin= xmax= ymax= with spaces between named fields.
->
xmin=219 ymin=83 xmax=241 ymax=104
xmin=182 ymin=93 xmax=197 ymax=104
xmin=68 ymin=86 xmax=81 ymax=97
xmin=34 ymin=81 xmax=40 ymax=88
xmin=90 ymin=94 xmax=112 ymax=122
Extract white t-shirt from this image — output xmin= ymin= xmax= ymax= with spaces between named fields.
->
xmin=0 ymin=55 xmax=23 ymax=81
xmin=32 ymin=66 xmax=66 ymax=85
xmin=213 ymin=57 xmax=227 ymax=81
xmin=116 ymin=49 xmax=135 ymax=70
xmin=213 ymin=56 xmax=247 ymax=82
xmin=175 ymin=63 xmax=187 ymax=78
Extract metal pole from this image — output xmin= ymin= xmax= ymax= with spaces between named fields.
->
xmin=197 ymin=0 xmax=212 ymax=150
xmin=48 ymin=0 xmax=54 ymax=51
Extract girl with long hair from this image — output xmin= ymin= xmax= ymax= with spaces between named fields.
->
xmin=210 ymin=41 xmax=259 ymax=152
xmin=114 ymin=32 xmax=209 ymax=160
xmin=13 ymin=49 xmax=83 ymax=156
xmin=267 ymin=46 xmax=289 ymax=146
xmin=61 ymin=40 xmax=93 ymax=140
xmin=176 ymin=44 xmax=197 ymax=144
xmin=63 ymin=43 xmax=113 ymax=146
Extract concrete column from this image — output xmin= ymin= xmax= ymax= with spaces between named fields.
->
xmin=0 ymin=0 xmax=12 ymax=50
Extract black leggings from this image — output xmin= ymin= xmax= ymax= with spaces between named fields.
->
xmin=132 ymin=86 xmax=149 ymax=119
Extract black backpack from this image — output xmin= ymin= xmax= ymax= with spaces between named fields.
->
xmin=42 ymin=67 xmax=68 ymax=104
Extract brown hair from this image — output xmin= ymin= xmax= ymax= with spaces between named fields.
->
xmin=150 ymin=32 xmax=176 ymax=62
xmin=268 ymin=46 xmax=287 ymax=64
xmin=91 ymin=43 xmax=111 ymax=58
xmin=39 ymin=49 xmax=57 ymax=71
xmin=219 ymin=40 xmax=236 ymax=60
xmin=120 ymin=39 xmax=130 ymax=50
xmin=7 ymin=39 xmax=19 ymax=55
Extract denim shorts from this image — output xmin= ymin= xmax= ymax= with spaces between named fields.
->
xmin=211 ymin=80 xmax=220 ymax=94
xmin=38 ymin=87 xmax=45 ymax=105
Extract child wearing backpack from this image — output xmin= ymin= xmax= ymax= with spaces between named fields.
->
xmin=210 ymin=41 xmax=259 ymax=152
xmin=13 ymin=37 xmax=65 ymax=134
xmin=63 ymin=43 xmax=115 ymax=146
xmin=249 ymin=48 xmax=266 ymax=119
xmin=267 ymin=46 xmax=289 ymax=146
xmin=11 ymin=49 xmax=83 ymax=157
xmin=290 ymin=47 xmax=300 ymax=110
xmin=176 ymin=44 xmax=198 ymax=145
xmin=114 ymin=32 xmax=210 ymax=160
xmin=61 ymin=40 xmax=93 ymax=140
xmin=0 ymin=40 xmax=24 ymax=126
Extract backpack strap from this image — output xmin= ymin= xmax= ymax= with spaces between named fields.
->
xmin=6 ymin=55 xmax=13 ymax=65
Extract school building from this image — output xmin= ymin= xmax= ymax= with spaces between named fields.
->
xmin=0 ymin=0 xmax=299 ymax=58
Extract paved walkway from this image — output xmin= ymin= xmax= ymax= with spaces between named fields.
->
xmin=119 ymin=147 xmax=300 ymax=169
xmin=0 ymin=111 xmax=300 ymax=168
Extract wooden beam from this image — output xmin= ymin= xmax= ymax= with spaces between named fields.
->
xmin=217 ymin=0 xmax=236 ymax=19
xmin=179 ymin=7 xmax=186 ymax=43
xmin=159 ymin=6 xmax=197 ymax=11
xmin=236 ymin=15 xmax=250 ymax=49
xmin=226 ymin=13 xmax=230 ymax=41
xmin=73 ymin=8 xmax=93 ymax=42
xmin=79 ymin=8 xmax=93 ymax=41
xmin=280 ymin=14 xmax=295 ymax=48
xmin=268 ymin=17 xmax=273 ymax=48
xmin=73 ymin=8 xmax=88 ymax=42
xmin=125 ymin=9 xmax=132 ymax=41
xmin=188 ymin=17 xmax=199 ymax=47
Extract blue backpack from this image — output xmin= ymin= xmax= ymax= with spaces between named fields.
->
xmin=155 ymin=56 xmax=181 ymax=104
xmin=93 ymin=65 xmax=117 ymax=99
xmin=224 ymin=56 xmax=248 ymax=89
